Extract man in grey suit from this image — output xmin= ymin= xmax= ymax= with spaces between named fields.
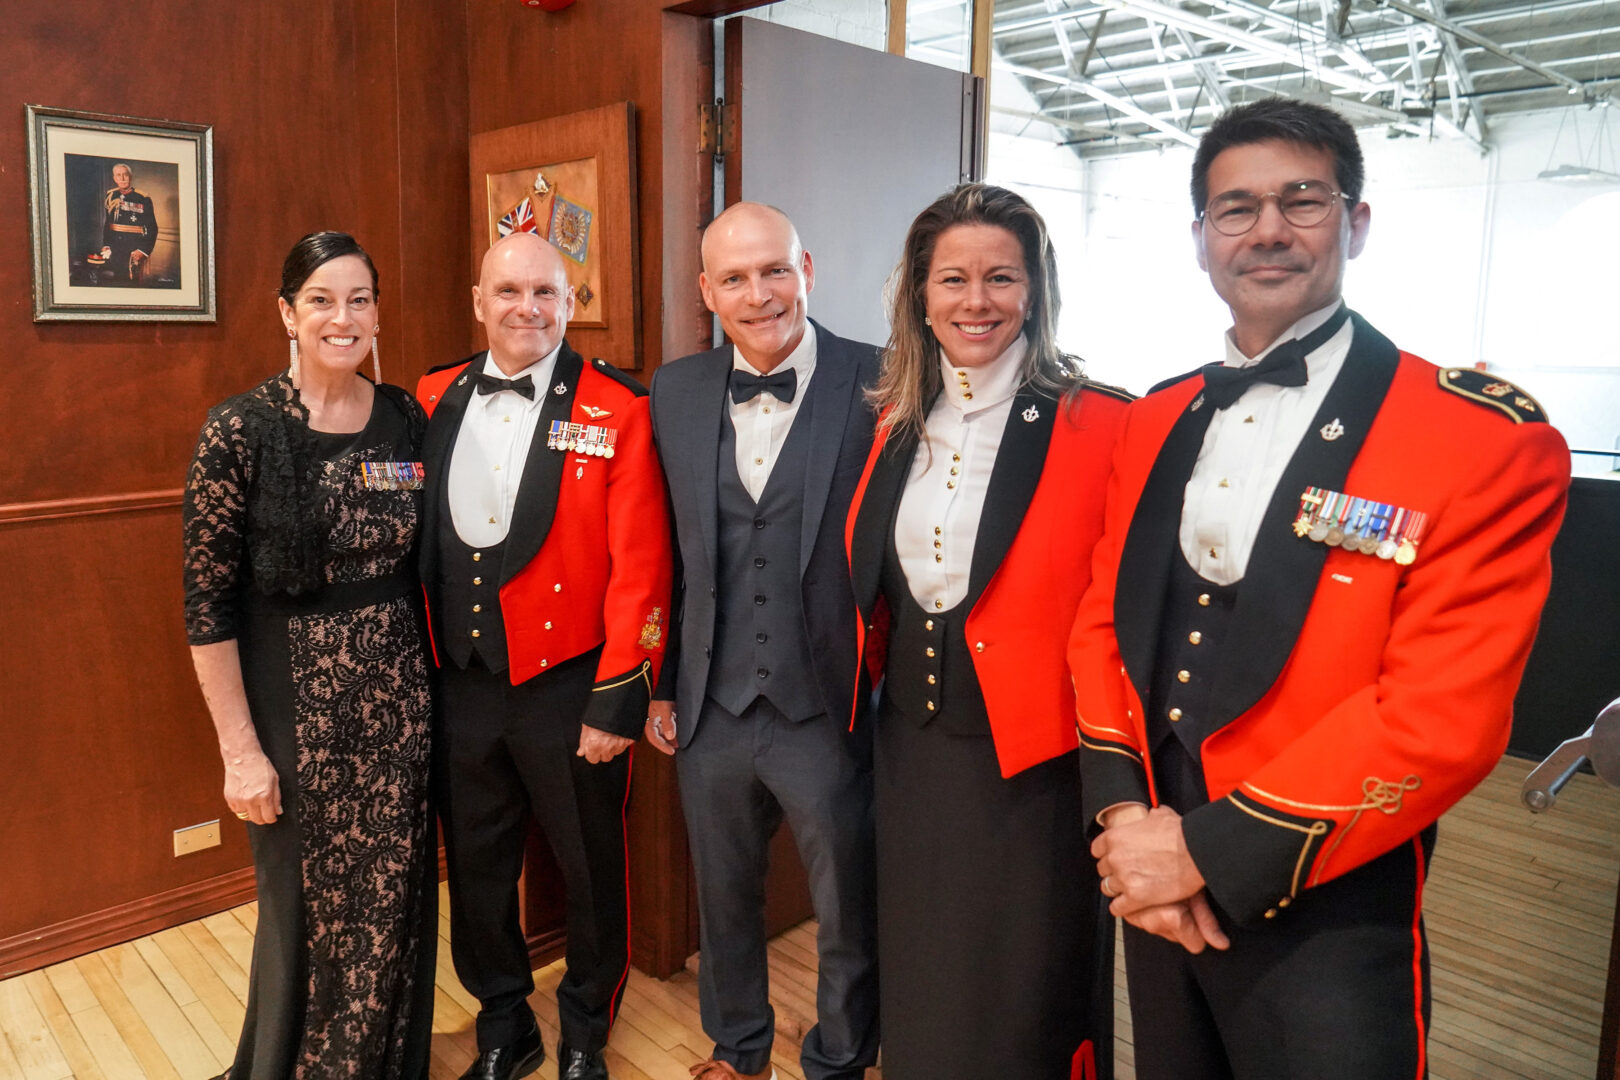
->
xmin=644 ymin=202 xmax=880 ymax=1080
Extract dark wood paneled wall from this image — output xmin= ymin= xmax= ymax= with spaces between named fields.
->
xmin=0 ymin=0 xmax=470 ymax=976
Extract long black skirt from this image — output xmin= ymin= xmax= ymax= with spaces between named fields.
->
xmin=873 ymin=699 xmax=1113 ymax=1080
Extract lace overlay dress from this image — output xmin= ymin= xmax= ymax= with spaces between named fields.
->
xmin=183 ymin=375 xmax=435 ymax=1080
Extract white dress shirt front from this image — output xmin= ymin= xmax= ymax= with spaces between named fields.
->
xmin=729 ymin=329 xmax=817 ymax=501
xmin=896 ymin=337 xmax=1028 ymax=612
xmin=448 ymin=346 xmax=563 ymax=548
xmin=1179 ymin=303 xmax=1353 ymax=585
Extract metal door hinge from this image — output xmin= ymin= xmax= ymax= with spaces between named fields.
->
xmin=699 ymin=100 xmax=733 ymax=156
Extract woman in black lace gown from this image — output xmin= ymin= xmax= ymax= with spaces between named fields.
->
xmin=183 ymin=232 xmax=435 ymax=1080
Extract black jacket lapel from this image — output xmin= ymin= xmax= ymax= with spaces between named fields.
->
xmin=418 ymin=356 xmax=480 ymax=585
xmin=1115 ymin=390 xmax=1218 ymax=703
xmin=1208 ymin=312 xmax=1401 ymax=724
xmin=799 ymin=324 xmax=859 ymax=576
xmin=683 ymin=351 xmax=732 ymax=583
xmin=965 ymin=387 xmax=1058 ymax=608
xmin=849 ymin=422 xmax=917 ymax=623
xmin=501 ymin=344 xmax=584 ymax=586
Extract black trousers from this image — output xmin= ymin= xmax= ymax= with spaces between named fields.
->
xmin=436 ymin=647 xmax=631 ymax=1055
xmin=676 ymin=696 xmax=879 ymax=1080
xmin=1125 ymin=830 xmax=1434 ymax=1080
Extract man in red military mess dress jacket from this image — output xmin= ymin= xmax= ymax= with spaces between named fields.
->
xmin=1073 ymin=99 xmax=1570 ymax=1080
xmin=418 ymin=232 xmax=671 ymax=1080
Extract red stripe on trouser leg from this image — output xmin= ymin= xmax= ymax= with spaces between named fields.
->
xmin=1071 ymin=1039 xmax=1096 ymax=1080
xmin=607 ymin=746 xmax=635 ymax=1028
xmin=1409 ymin=835 xmax=1428 ymax=1080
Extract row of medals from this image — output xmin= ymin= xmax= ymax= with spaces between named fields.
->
xmin=548 ymin=420 xmax=617 ymax=458
xmin=1293 ymin=486 xmax=1428 ymax=566
xmin=360 ymin=461 xmax=426 ymax=491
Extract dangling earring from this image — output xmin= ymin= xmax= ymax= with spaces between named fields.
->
xmin=288 ymin=331 xmax=300 ymax=388
xmin=371 ymin=327 xmax=382 ymax=385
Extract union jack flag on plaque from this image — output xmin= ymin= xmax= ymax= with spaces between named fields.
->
xmin=496 ymin=197 xmax=538 ymax=237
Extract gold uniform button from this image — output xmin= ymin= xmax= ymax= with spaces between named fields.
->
xmin=540 ymin=659 xmax=548 ymax=668
xmin=935 ymin=554 xmax=943 ymax=563
xmin=926 ymin=647 xmax=936 ymax=658
xmin=1198 ymin=593 xmax=1211 ymax=607
xmin=946 ymin=481 xmax=956 ymax=489
xmin=554 ymin=583 xmax=562 ymax=592
xmin=949 ymin=467 xmax=959 ymax=476
xmin=472 ymin=552 xmax=482 ymax=562
xmin=473 ymin=576 xmax=482 ymax=586
xmin=933 ymin=540 xmax=942 ymax=549
xmin=1169 ymin=707 xmax=1183 ymax=722
xmin=934 ymin=526 xmax=942 ymax=536
xmin=544 ymin=621 xmax=553 ymax=630
xmin=1264 ymin=908 xmax=1277 ymax=919
xmin=470 ymin=629 xmax=481 ymax=639
xmin=472 ymin=604 xmax=482 ymax=613
xmin=927 ymin=674 xmax=936 ymax=685
xmin=952 ymin=453 xmax=960 ymax=463
xmin=924 ymin=619 xmax=935 ymax=631
xmin=1177 ymin=670 xmax=1190 ymax=683
xmin=975 ymin=641 xmax=984 ymax=653
xmin=926 ymin=701 xmax=937 ymax=711
xmin=1189 ymin=631 xmax=1203 ymax=645
xmin=1278 ymin=897 xmax=1292 ymax=908
xmin=934 ymin=600 xmax=944 ymax=610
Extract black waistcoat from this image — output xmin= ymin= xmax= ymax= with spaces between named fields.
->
xmin=435 ymin=522 xmax=509 ymax=673
xmin=1145 ymin=551 xmax=1242 ymax=810
xmin=709 ymin=401 xmax=821 ymax=720
xmin=878 ymin=527 xmax=992 ymax=736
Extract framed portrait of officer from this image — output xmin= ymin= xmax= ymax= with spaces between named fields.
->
xmin=26 ymin=104 xmax=216 ymax=322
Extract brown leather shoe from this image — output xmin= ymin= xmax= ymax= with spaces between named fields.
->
xmin=687 ymin=1059 xmax=775 ymax=1080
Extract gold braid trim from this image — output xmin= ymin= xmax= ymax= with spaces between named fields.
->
xmin=1223 ymin=794 xmax=1331 ymax=898
xmin=1078 ymin=735 xmax=1143 ymax=764
xmin=592 ymin=658 xmax=652 ymax=695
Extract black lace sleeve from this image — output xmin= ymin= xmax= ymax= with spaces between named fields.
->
xmin=182 ymin=407 xmax=251 ymax=645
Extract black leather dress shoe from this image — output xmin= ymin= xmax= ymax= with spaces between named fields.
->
xmin=459 ymin=1024 xmax=546 ymax=1080
xmin=559 ymin=1042 xmax=609 ymax=1080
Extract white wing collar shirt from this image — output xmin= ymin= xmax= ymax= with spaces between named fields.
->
xmin=448 ymin=345 xmax=563 ymax=548
xmin=730 ymin=326 xmax=817 ymax=501
xmin=896 ymin=335 xmax=1028 ymax=612
xmin=1179 ymin=301 xmax=1353 ymax=586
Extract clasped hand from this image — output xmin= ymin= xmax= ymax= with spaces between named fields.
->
xmin=577 ymin=724 xmax=634 ymax=764
xmin=1092 ymin=804 xmax=1230 ymax=954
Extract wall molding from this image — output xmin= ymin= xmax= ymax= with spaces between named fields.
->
xmin=0 ymin=489 xmax=184 ymax=527
xmin=0 ymin=866 xmax=257 ymax=979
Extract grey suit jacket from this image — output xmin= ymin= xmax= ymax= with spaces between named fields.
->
xmin=648 ymin=320 xmax=881 ymax=744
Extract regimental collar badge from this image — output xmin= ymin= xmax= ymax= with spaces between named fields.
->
xmin=1293 ymin=485 xmax=1429 ymax=565
xmin=580 ymin=404 xmax=613 ymax=419
xmin=1320 ymin=417 xmax=1345 ymax=441
xmin=1189 ymin=393 xmax=1205 ymax=413
xmin=553 ymin=382 xmax=568 ymax=396
xmin=1022 ymin=404 xmax=1040 ymax=422
xmin=457 ymin=374 xmax=469 ymax=386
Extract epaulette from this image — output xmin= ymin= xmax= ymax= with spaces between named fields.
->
xmin=427 ymin=353 xmax=480 ymax=375
xmin=1437 ymin=369 xmax=1548 ymax=423
xmin=590 ymin=357 xmax=649 ymax=397
xmin=1079 ymin=378 xmax=1136 ymax=404
xmin=1148 ymin=366 xmax=1204 ymax=395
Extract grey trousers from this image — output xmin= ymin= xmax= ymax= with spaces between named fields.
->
xmin=676 ymin=696 xmax=880 ymax=1080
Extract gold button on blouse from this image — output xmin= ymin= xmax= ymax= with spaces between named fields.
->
xmin=472 ymin=552 xmax=482 ymax=562
xmin=924 ymin=619 xmax=935 ymax=631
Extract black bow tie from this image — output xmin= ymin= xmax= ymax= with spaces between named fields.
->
xmin=730 ymin=367 xmax=797 ymax=405
xmin=1200 ymin=305 xmax=1350 ymax=410
xmin=475 ymin=371 xmax=535 ymax=400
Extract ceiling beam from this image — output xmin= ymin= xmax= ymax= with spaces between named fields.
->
xmin=1372 ymin=0 xmax=1601 ymax=102
xmin=999 ymin=57 xmax=1204 ymax=144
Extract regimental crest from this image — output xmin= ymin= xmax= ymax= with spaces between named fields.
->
xmin=638 ymin=607 xmax=664 ymax=651
xmin=553 ymin=382 xmax=568 ymax=396
xmin=1022 ymin=404 xmax=1040 ymax=422
xmin=1320 ymin=417 xmax=1345 ymax=441
xmin=1438 ymin=369 xmax=1548 ymax=424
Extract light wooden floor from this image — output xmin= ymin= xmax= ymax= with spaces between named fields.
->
xmin=1 ymin=756 xmax=1615 ymax=1079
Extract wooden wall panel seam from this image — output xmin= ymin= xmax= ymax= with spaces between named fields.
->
xmin=0 ymin=490 xmax=184 ymax=526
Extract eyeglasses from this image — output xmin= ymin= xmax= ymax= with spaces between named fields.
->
xmin=1199 ymin=180 xmax=1351 ymax=236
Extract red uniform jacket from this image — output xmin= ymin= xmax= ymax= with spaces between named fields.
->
xmin=417 ymin=344 xmax=673 ymax=737
xmin=1070 ymin=314 xmax=1570 ymax=924
xmin=846 ymin=381 xmax=1132 ymax=778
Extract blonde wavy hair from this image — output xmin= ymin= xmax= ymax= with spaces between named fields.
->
xmin=872 ymin=183 xmax=1083 ymax=441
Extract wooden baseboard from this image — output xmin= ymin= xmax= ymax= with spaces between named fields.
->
xmin=0 ymin=866 xmax=258 ymax=980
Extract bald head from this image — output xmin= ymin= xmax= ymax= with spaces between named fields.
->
xmin=699 ymin=203 xmax=814 ymax=373
xmin=474 ymin=232 xmax=575 ymax=375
